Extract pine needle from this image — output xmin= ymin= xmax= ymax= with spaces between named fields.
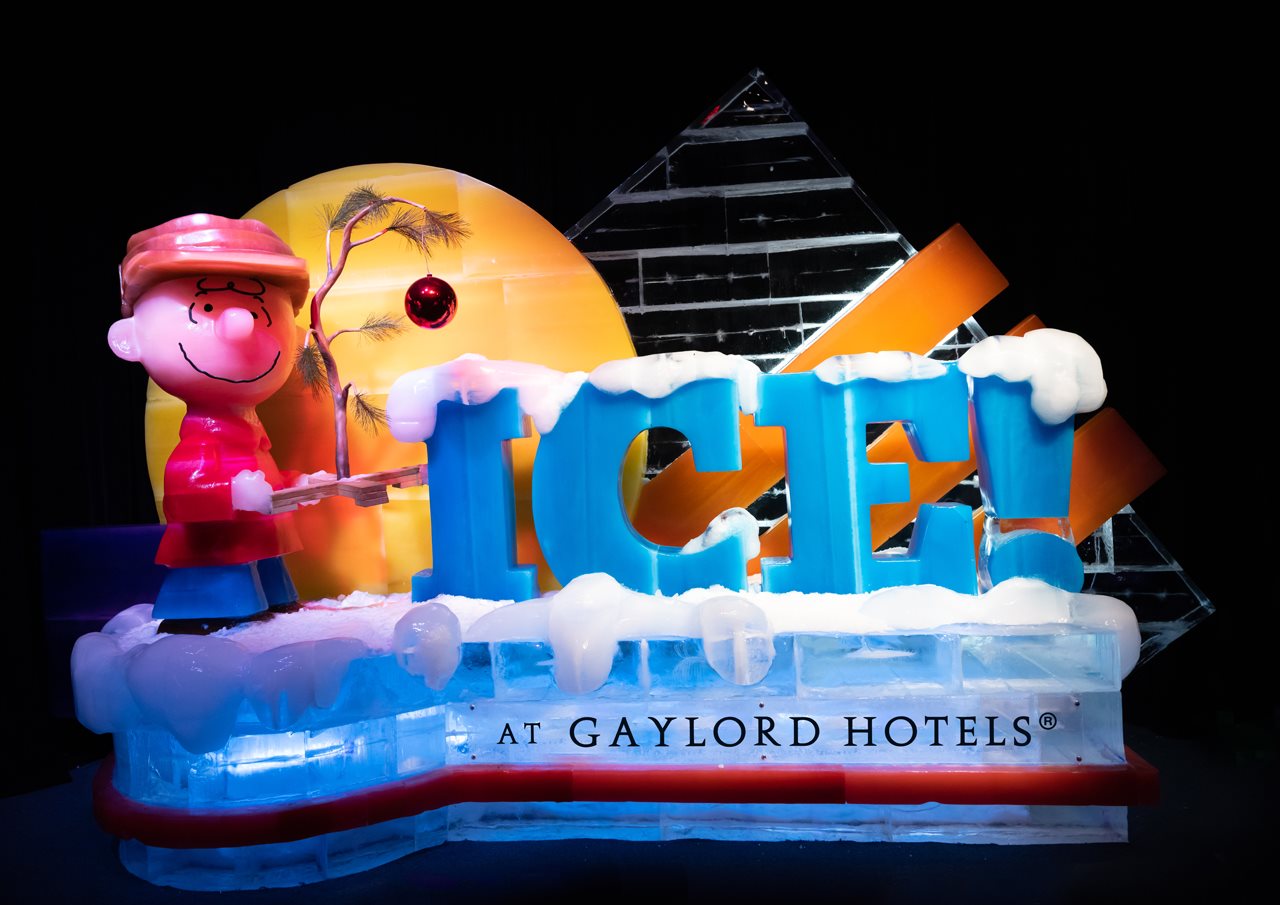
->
xmin=387 ymin=208 xmax=472 ymax=258
xmin=420 ymin=209 xmax=472 ymax=248
xmin=351 ymin=391 xmax=388 ymax=434
xmin=328 ymin=184 xmax=391 ymax=229
xmin=386 ymin=208 xmax=433 ymax=257
xmin=358 ymin=312 xmax=408 ymax=341
xmin=295 ymin=340 xmax=329 ymax=396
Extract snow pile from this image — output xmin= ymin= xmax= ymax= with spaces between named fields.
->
xmin=958 ymin=328 xmax=1107 ymax=424
xmin=388 ymin=351 xmax=763 ymax=444
xmin=681 ymin=507 xmax=761 ymax=559
xmin=589 ymin=351 xmax=761 ymax=414
xmin=387 ymin=355 xmax=586 ymax=441
xmin=815 ymin=351 xmax=947 ymax=385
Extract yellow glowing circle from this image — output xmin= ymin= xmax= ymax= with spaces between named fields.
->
xmin=144 ymin=163 xmax=640 ymax=598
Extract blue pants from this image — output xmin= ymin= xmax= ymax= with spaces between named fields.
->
xmin=153 ymin=557 xmax=297 ymax=620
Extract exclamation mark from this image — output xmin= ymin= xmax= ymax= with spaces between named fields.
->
xmin=963 ymin=331 xmax=1104 ymax=592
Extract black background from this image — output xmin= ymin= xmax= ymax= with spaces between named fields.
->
xmin=5 ymin=54 xmax=1267 ymax=897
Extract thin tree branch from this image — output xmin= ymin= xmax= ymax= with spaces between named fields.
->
xmin=350 ymin=229 xmax=389 ymax=248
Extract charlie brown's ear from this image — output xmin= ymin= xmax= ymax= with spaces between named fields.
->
xmin=107 ymin=318 xmax=142 ymax=362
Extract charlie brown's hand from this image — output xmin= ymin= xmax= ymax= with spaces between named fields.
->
xmin=231 ymin=469 xmax=274 ymax=514
xmin=289 ymin=471 xmax=336 ymax=507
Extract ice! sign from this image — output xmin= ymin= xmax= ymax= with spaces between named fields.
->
xmin=387 ymin=331 xmax=1106 ymax=603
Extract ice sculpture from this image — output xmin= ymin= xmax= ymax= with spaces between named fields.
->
xmin=80 ymin=72 xmax=1181 ymax=889
xmin=77 ymin=340 xmax=1158 ymax=890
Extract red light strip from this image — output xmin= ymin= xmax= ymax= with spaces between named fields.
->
xmin=95 ymin=749 xmax=1159 ymax=850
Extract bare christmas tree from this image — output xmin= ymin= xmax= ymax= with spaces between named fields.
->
xmin=295 ymin=185 xmax=470 ymax=479
xmin=268 ymin=186 xmax=468 ymax=515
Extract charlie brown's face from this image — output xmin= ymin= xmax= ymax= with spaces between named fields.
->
xmin=108 ymin=276 xmax=299 ymax=408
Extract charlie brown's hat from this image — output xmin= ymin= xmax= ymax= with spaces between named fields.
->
xmin=120 ymin=214 xmax=312 ymax=316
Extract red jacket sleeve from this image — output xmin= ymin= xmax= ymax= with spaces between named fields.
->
xmin=162 ymin=437 xmax=236 ymax=523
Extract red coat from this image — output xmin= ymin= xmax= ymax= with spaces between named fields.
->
xmin=155 ymin=411 xmax=302 ymax=568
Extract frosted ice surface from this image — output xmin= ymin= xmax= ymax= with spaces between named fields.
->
xmin=698 ymin=595 xmax=774 ymax=685
xmin=75 ymin=575 xmax=1140 ymax=753
xmin=682 ymin=507 xmax=761 ymax=559
xmin=548 ymin=574 xmax=626 ymax=693
xmin=393 ymin=603 xmax=462 ymax=691
xmin=71 ymin=631 xmax=141 ymax=733
xmin=125 ymin=635 xmax=251 ymax=754
xmin=102 ymin=603 xmax=154 ymax=635
xmin=1070 ymin=596 xmax=1139 ymax=676
xmin=815 ymin=352 xmax=947 ymax=385
xmin=959 ymin=329 xmax=1107 ymax=424
xmin=589 ymin=351 xmax=761 ymax=414
xmin=230 ymin=469 xmax=272 ymax=514
xmin=1079 ymin=506 xmax=1215 ymax=665
xmin=244 ymin=638 xmax=367 ymax=730
xmin=466 ymin=598 xmax=553 ymax=643
xmin=387 ymin=355 xmax=587 ymax=441
xmin=388 ymin=350 xmax=762 ymax=445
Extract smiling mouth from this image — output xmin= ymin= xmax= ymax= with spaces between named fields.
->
xmin=179 ymin=343 xmax=280 ymax=383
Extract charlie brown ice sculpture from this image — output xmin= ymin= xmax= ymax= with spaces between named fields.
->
xmin=109 ymin=192 xmax=469 ymax=628
xmin=108 ymin=215 xmax=312 ymax=629
xmin=77 ymin=163 xmax=1162 ymax=894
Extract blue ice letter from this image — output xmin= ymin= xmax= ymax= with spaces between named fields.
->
xmin=413 ymin=388 xmax=538 ymax=602
xmin=756 ymin=364 xmax=976 ymax=594
xmin=532 ymin=379 xmax=749 ymax=594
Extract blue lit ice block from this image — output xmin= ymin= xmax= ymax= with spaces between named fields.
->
xmin=121 ymin=799 xmax=1128 ymax=890
xmin=83 ymin=582 xmax=1139 ymax=890
xmin=109 ymin=622 xmax=1127 ymax=810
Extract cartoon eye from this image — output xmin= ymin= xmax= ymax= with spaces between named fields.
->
xmin=251 ymin=310 xmax=259 ymax=319
xmin=203 ymin=303 xmax=214 ymax=313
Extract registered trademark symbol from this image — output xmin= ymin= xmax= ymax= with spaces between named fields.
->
xmin=1039 ymin=713 xmax=1057 ymax=730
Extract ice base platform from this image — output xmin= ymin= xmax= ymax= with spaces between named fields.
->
xmin=74 ymin=577 xmax=1154 ymax=890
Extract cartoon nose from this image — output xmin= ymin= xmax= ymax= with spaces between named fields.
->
xmin=215 ymin=308 xmax=256 ymax=343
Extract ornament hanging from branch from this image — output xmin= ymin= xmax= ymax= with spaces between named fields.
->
xmin=405 ymin=275 xmax=457 ymax=329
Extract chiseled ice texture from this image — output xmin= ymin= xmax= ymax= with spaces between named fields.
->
xmin=244 ymin=638 xmax=367 ymax=730
xmin=393 ymin=602 xmax=463 ymax=690
xmin=1079 ymin=505 xmax=1214 ymax=665
xmin=566 ymin=67 xmax=915 ymax=387
xmin=682 ymin=507 xmax=762 ymax=560
xmin=959 ymin=329 xmax=1106 ymax=424
xmin=815 ymin=352 xmax=946 ymax=385
xmin=125 ymin=635 xmax=251 ymax=754
xmin=120 ymin=799 xmax=1127 ymax=890
xmin=698 ymin=595 xmax=774 ymax=685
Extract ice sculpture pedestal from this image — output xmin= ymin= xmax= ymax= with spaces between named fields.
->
xmin=79 ymin=586 xmax=1157 ymax=891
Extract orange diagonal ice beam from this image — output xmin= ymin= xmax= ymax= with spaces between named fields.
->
xmin=632 ymin=224 xmax=1009 ymax=546
xmin=749 ymin=315 xmax=1046 ymax=571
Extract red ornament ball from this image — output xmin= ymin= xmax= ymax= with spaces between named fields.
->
xmin=404 ymin=275 xmax=457 ymax=329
